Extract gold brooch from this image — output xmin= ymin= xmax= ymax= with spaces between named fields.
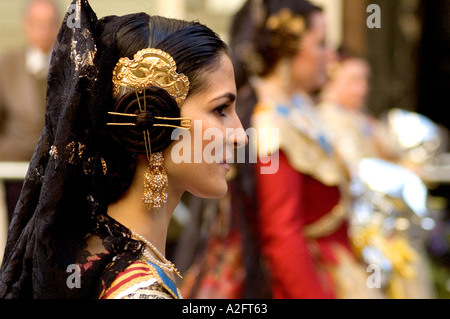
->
xmin=112 ymin=48 xmax=190 ymax=106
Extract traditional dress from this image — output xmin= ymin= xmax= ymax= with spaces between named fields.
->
xmin=250 ymin=77 xmax=383 ymax=298
xmin=319 ymin=101 xmax=437 ymax=299
xmin=318 ymin=101 xmax=399 ymax=171
xmin=74 ymin=214 xmax=182 ymax=299
xmin=100 ymin=260 xmax=181 ymax=299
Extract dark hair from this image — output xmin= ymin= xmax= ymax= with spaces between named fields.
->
xmin=104 ymin=14 xmax=229 ymax=204
xmin=230 ymin=0 xmax=322 ymax=84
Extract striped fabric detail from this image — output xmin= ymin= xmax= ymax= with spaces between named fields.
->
xmin=146 ymin=260 xmax=180 ymax=299
xmin=100 ymin=261 xmax=159 ymax=299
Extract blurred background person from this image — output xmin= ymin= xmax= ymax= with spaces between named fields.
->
xmin=226 ymin=0 xmax=384 ymax=299
xmin=318 ymin=53 xmax=437 ymax=299
xmin=319 ymin=54 xmax=397 ymax=172
xmin=0 ymin=0 xmax=60 ymax=221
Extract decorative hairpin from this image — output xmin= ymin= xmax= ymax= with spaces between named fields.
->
xmin=107 ymin=112 xmax=191 ymax=130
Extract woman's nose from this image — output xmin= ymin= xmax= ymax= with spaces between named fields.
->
xmin=230 ymin=120 xmax=249 ymax=149
xmin=226 ymin=110 xmax=248 ymax=148
xmin=230 ymin=129 xmax=248 ymax=149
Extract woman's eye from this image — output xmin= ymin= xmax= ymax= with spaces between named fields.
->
xmin=214 ymin=104 xmax=228 ymax=117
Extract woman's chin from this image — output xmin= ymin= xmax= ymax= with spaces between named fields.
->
xmin=189 ymin=183 xmax=228 ymax=199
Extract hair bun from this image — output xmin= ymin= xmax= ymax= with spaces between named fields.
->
xmin=136 ymin=110 xmax=155 ymax=128
xmin=109 ymin=86 xmax=181 ymax=154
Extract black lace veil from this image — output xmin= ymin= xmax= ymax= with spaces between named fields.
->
xmin=0 ymin=0 xmax=146 ymax=298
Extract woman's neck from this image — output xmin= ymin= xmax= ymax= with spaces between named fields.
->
xmin=258 ymin=60 xmax=311 ymax=100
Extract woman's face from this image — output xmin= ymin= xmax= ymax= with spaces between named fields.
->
xmin=330 ymin=59 xmax=370 ymax=110
xmin=164 ymin=53 xmax=247 ymax=198
xmin=290 ymin=12 xmax=329 ymax=94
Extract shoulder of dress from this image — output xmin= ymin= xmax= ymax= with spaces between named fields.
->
xmin=251 ymin=101 xmax=349 ymax=186
xmin=99 ymin=260 xmax=176 ymax=299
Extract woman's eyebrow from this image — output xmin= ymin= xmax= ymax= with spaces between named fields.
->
xmin=209 ymin=92 xmax=236 ymax=103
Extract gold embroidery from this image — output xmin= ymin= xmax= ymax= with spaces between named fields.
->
xmin=303 ymin=202 xmax=349 ymax=239
xmin=101 ymin=158 xmax=107 ymax=175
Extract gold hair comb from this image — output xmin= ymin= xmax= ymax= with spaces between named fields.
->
xmin=266 ymin=8 xmax=305 ymax=36
xmin=112 ymin=48 xmax=190 ymax=106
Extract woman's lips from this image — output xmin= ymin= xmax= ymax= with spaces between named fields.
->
xmin=220 ymin=162 xmax=231 ymax=171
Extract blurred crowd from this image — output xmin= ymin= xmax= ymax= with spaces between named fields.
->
xmin=0 ymin=0 xmax=60 ymax=220
xmin=1 ymin=0 xmax=450 ymax=299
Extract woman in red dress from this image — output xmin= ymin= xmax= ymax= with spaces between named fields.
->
xmin=230 ymin=0 xmax=383 ymax=298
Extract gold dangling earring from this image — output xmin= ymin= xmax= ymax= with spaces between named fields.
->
xmin=139 ymin=88 xmax=168 ymax=211
xmin=143 ymin=151 xmax=168 ymax=210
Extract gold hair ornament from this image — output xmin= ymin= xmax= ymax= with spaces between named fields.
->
xmin=112 ymin=48 xmax=190 ymax=106
xmin=266 ymin=8 xmax=306 ymax=37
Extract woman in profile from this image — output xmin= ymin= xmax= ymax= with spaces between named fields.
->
xmin=0 ymin=0 xmax=246 ymax=299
